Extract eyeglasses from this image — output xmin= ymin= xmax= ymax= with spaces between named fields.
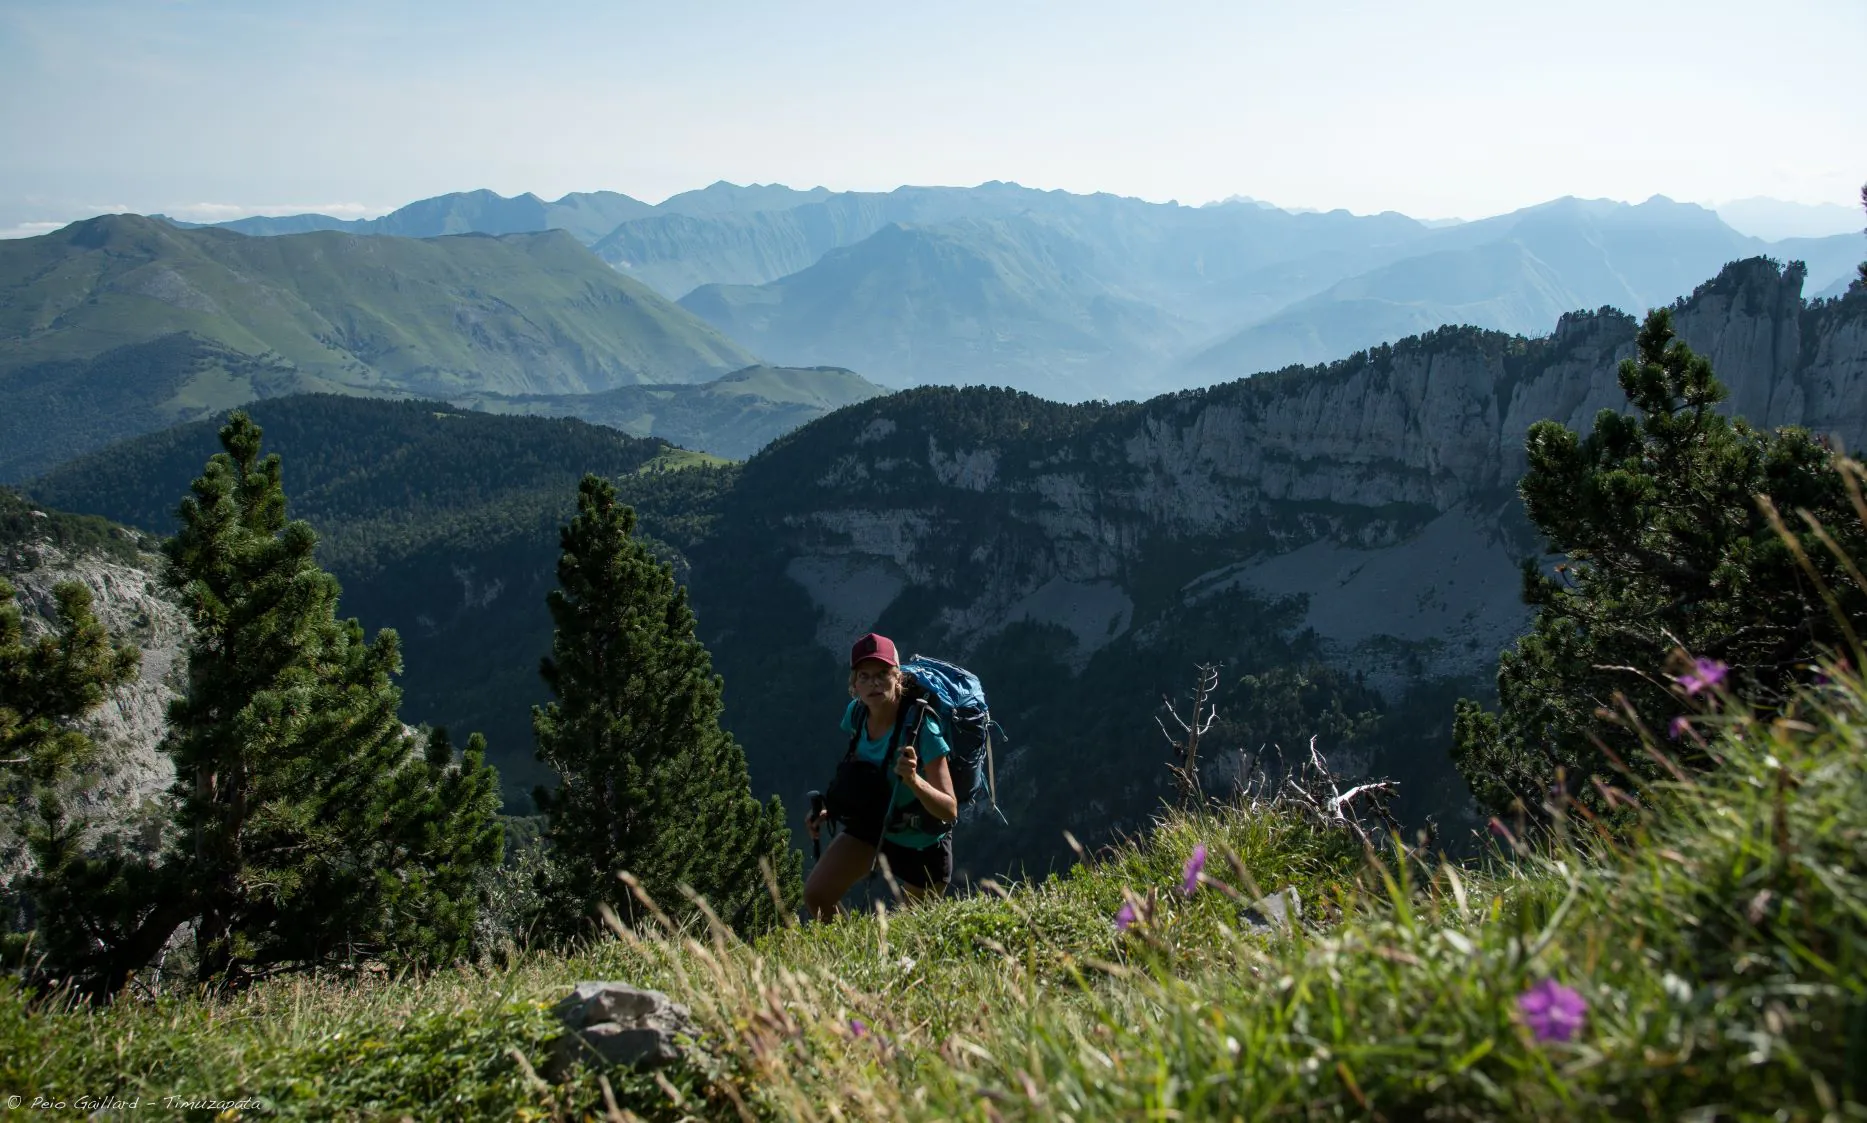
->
xmin=853 ymin=670 xmax=893 ymax=686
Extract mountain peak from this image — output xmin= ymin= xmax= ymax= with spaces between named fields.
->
xmin=57 ymin=212 xmax=183 ymax=249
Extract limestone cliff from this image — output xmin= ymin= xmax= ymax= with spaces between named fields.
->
xmin=1 ymin=527 xmax=184 ymax=881
xmin=709 ymin=260 xmax=1866 ymax=690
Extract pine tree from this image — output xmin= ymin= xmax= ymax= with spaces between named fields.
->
xmin=0 ymin=576 xmax=140 ymax=960
xmin=1856 ymin=182 xmax=1866 ymax=288
xmin=30 ymin=412 xmax=506 ymax=993
xmin=157 ymin=412 xmax=506 ymax=983
xmin=532 ymin=475 xmax=800 ymax=939
xmin=1 ymin=578 xmax=139 ymax=798
xmin=374 ymin=726 xmax=505 ymax=964
xmin=1453 ymin=308 xmax=1867 ymax=820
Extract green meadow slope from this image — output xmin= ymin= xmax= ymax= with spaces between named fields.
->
xmin=0 ymin=215 xmax=758 ymax=478
xmin=5 ymin=672 xmax=1861 ymax=1118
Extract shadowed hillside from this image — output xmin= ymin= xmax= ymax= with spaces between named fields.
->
xmin=454 ymin=364 xmax=889 ymax=459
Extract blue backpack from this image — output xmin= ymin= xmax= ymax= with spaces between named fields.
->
xmin=898 ymin=655 xmax=1005 ymax=822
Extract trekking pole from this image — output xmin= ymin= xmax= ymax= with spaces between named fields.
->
xmin=808 ymin=790 xmax=826 ymax=861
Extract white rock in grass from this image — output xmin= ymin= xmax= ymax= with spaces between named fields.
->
xmin=547 ymin=982 xmax=697 ymax=1079
xmin=1241 ymin=887 xmax=1302 ymax=932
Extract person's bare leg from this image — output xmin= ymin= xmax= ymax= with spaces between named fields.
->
xmin=804 ymin=834 xmax=878 ymax=922
xmin=901 ymin=881 xmax=948 ymax=906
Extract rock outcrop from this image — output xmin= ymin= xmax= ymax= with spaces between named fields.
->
xmin=546 ymin=982 xmax=699 ymax=1078
xmin=721 ymin=262 xmax=1865 ymax=688
xmin=1 ymin=532 xmax=184 ymax=879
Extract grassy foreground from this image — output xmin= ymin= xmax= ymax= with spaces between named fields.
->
xmin=5 ymin=667 xmax=1865 ymax=1121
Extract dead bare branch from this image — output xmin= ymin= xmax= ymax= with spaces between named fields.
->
xmin=1159 ymin=663 xmax=1222 ymax=805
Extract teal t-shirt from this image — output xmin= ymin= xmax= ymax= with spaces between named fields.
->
xmin=841 ymin=700 xmax=952 ymax=847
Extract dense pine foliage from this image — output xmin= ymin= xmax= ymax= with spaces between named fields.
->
xmin=0 ymin=575 xmax=141 ymax=976
xmin=8 ymin=414 xmax=509 ymax=994
xmin=27 ymin=394 xmax=670 ymax=574
xmin=1453 ymin=308 xmax=1867 ymax=818
xmin=530 ymin=476 xmax=800 ymax=941
xmin=0 ymin=488 xmax=150 ymax=563
xmin=27 ymin=395 xmax=738 ymax=801
xmin=159 ymin=413 xmax=504 ymax=985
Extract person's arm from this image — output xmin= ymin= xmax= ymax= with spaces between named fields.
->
xmin=894 ymin=745 xmax=957 ymax=822
xmin=894 ymin=712 xmax=958 ymax=823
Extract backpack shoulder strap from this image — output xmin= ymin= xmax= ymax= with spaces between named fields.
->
xmin=897 ymin=698 xmax=932 ymax=754
xmin=844 ymin=701 xmax=866 ymax=761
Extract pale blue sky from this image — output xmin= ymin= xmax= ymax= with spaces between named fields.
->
xmin=2 ymin=0 xmax=1862 ymax=236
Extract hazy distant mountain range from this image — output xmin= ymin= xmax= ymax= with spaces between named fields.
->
xmin=143 ymin=181 xmax=1863 ymax=402
xmin=1181 ymin=196 xmax=1865 ymax=380
xmin=1711 ymin=197 xmax=1865 ymax=242
xmin=6 ymin=183 xmax=1857 ymax=464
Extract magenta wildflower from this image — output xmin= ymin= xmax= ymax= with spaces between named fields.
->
xmin=1182 ymin=844 xmax=1208 ymax=895
xmin=1517 ymin=978 xmax=1587 ymax=1043
xmin=1667 ymin=715 xmax=1690 ymax=740
xmin=1677 ymin=658 xmax=1728 ymax=696
xmin=848 ymin=1018 xmax=868 ymax=1038
xmin=1115 ymin=900 xmax=1136 ymax=932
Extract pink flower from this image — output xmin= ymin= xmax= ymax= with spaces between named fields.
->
xmin=1182 ymin=844 xmax=1208 ymax=896
xmin=1518 ymin=978 xmax=1587 ymax=1043
xmin=1677 ymin=658 xmax=1728 ymax=696
xmin=1115 ymin=900 xmax=1136 ymax=932
xmin=848 ymin=1018 xmax=868 ymax=1038
xmin=1667 ymin=715 xmax=1690 ymax=740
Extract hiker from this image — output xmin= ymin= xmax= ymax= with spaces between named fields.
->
xmin=804 ymin=632 xmax=958 ymax=921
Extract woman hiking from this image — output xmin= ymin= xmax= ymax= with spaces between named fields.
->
xmin=804 ymin=632 xmax=958 ymax=921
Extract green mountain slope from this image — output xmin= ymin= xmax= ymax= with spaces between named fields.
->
xmin=679 ymin=216 xmax=1198 ymax=401
xmin=455 ymin=364 xmax=890 ymax=459
xmin=0 ymin=215 xmax=759 ymax=478
xmin=0 ymin=333 xmax=356 ymax=481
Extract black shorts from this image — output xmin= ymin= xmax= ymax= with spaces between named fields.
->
xmin=880 ymin=836 xmax=952 ymax=888
xmin=841 ymin=820 xmax=953 ymax=888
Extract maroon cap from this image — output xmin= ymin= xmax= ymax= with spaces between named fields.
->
xmin=850 ymin=632 xmax=899 ymax=669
